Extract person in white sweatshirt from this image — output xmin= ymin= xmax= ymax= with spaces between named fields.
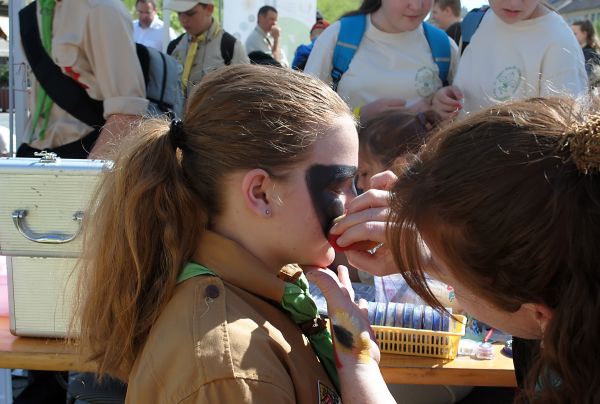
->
xmin=433 ymin=0 xmax=588 ymax=118
xmin=304 ymin=0 xmax=459 ymax=123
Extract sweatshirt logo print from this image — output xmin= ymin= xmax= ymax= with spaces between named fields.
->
xmin=493 ymin=66 xmax=522 ymax=100
xmin=415 ymin=66 xmax=441 ymax=98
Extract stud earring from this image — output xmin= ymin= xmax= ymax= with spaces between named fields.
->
xmin=265 ymin=209 xmax=271 ymax=216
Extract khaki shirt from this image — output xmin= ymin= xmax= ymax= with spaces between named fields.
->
xmin=126 ymin=231 xmax=339 ymax=403
xmin=170 ymin=22 xmax=250 ymax=99
xmin=24 ymin=0 xmax=148 ymax=150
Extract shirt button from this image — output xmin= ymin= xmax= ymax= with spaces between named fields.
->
xmin=205 ymin=284 xmax=220 ymax=299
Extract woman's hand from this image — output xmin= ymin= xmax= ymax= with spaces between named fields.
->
xmin=330 ymin=171 xmax=399 ymax=276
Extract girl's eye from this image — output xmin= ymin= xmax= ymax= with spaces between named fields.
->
xmin=331 ymin=178 xmax=358 ymax=196
xmin=330 ymin=186 xmax=344 ymax=195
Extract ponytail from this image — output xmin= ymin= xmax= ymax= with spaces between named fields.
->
xmin=78 ymin=118 xmax=204 ymax=379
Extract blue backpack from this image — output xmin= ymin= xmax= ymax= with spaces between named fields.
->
xmin=331 ymin=14 xmax=451 ymax=91
xmin=460 ymin=6 xmax=489 ymax=54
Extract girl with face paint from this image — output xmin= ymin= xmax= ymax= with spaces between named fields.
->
xmin=78 ymin=64 xmax=398 ymax=402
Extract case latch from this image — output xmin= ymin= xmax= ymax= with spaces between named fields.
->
xmin=34 ymin=151 xmax=58 ymax=163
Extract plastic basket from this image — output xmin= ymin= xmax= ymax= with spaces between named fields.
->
xmin=372 ymin=314 xmax=466 ymax=359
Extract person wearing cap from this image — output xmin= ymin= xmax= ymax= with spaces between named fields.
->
xmin=246 ymin=5 xmax=289 ymax=68
xmin=165 ymin=0 xmax=249 ymax=100
xmin=133 ymin=0 xmax=177 ymax=51
xmin=292 ymin=20 xmax=330 ymax=71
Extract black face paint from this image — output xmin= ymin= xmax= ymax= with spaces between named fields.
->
xmin=306 ymin=165 xmax=357 ymax=236
xmin=332 ymin=324 xmax=354 ymax=349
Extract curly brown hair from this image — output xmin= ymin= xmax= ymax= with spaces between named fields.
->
xmin=387 ymin=97 xmax=600 ymax=403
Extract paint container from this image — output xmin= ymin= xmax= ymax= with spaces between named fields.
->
xmin=475 ymin=342 xmax=495 ymax=360
xmin=412 ymin=305 xmax=424 ymax=329
xmin=374 ymin=302 xmax=386 ymax=326
xmin=423 ymin=306 xmax=434 ymax=330
xmin=367 ymin=301 xmax=377 ymax=324
xmin=432 ymin=309 xmax=442 ymax=331
xmin=384 ymin=302 xmax=397 ymax=327
xmin=402 ymin=303 xmax=414 ymax=328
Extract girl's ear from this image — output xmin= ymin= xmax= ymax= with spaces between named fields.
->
xmin=522 ymin=302 xmax=554 ymax=336
xmin=533 ymin=303 xmax=554 ymax=335
xmin=241 ymin=169 xmax=273 ymax=218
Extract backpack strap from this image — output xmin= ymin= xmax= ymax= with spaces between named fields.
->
xmin=19 ymin=1 xmax=106 ymax=128
xmin=422 ymin=22 xmax=451 ymax=87
xmin=220 ymin=31 xmax=236 ymax=65
xmin=460 ymin=6 xmax=489 ymax=54
xmin=167 ymin=33 xmax=185 ymax=56
xmin=331 ymin=14 xmax=367 ymax=91
xmin=135 ymin=43 xmax=151 ymax=85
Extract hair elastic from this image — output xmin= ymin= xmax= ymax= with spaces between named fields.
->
xmin=169 ymin=119 xmax=186 ymax=150
xmin=565 ymin=114 xmax=600 ymax=174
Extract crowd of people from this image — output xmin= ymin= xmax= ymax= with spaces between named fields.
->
xmin=8 ymin=0 xmax=600 ymax=403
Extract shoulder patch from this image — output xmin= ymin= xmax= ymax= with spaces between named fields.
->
xmin=318 ymin=380 xmax=341 ymax=404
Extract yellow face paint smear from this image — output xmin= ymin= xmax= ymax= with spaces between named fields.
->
xmin=331 ymin=309 xmax=373 ymax=364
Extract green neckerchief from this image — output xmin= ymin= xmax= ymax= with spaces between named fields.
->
xmin=29 ymin=0 xmax=56 ymax=142
xmin=177 ymin=262 xmax=340 ymax=392
xmin=177 ymin=261 xmax=216 ymax=283
xmin=280 ymin=274 xmax=340 ymax=392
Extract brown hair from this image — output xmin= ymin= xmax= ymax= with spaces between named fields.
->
xmin=433 ymin=0 xmax=461 ymax=18
xmin=77 ymin=64 xmax=351 ymax=379
xmin=572 ymin=20 xmax=600 ymax=51
xmin=344 ymin=0 xmax=381 ymax=17
xmin=387 ymin=97 xmax=600 ymax=403
xmin=359 ymin=110 xmax=437 ymax=169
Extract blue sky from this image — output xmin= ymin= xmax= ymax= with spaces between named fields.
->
xmin=461 ymin=0 xmax=489 ymax=12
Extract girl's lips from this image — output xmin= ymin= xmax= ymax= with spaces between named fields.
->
xmin=328 ymin=233 xmax=379 ymax=252
xmin=502 ymin=9 xmax=521 ymax=16
xmin=327 ymin=214 xmax=379 ymax=252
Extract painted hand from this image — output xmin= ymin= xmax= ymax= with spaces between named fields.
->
xmin=304 ymin=266 xmax=380 ymax=368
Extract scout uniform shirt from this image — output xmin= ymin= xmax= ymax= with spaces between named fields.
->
xmin=169 ymin=21 xmax=250 ymax=99
xmin=25 ymin=0 xmax=148 ymax=150
xmin=126 ymin=231 xmax=339 ymax=403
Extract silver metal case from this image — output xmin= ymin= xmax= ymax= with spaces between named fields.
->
xmin=0 ymin=153 xmax=111 ymax=336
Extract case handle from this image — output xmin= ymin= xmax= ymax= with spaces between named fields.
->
xmin=11 ymin=209 xmax=84 ymax=244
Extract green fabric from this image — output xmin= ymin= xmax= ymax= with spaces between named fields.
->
xmin=281 ymin=273 xmax=340 ymax=392
xmin=177 ymin=262 xmax=339 ymax=392
xmin=176 ymin=262 xmax=216 ymax=284
xmin=30 ymin=0 xmax=56 ymax=141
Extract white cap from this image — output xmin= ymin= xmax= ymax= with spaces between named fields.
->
xmin=164 ymin=0 xmax=213 ymax=12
